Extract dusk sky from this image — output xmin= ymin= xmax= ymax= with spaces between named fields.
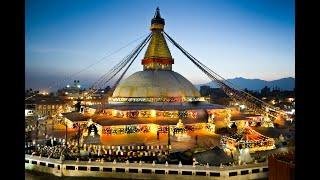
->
xmin=26 ymin=0 xmax=294 ymax=91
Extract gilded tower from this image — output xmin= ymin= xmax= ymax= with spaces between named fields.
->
xmin=142 ymin=7 xmax=174 ymax=71
xmin=111 ymin=7 xmax=201 ymax=99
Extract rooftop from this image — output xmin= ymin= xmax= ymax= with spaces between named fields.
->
xmin=26 ymin=96 xmax=66 ymax=105
xmin=91 ymin=116 xmax=207 ymax=126
xmin=62 ymin=112 xmax=90 ymax=122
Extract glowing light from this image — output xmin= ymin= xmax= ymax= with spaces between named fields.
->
xmin=66 ymin=85 xmax=70 ymax=88
xmin=65 ymin=92 xmax=69 ymax=95
xmin=150 ymin=109 xmax=156 ymax=117
xmin=112 ymin=110 xmax=118 ymax=117
xmin=149 ymin=124 xmax=159 ymax=134
xmin=77 ymin=85 xmax=81 ymax=88
xmin=239 ymin=105 xmax=246 ymax=109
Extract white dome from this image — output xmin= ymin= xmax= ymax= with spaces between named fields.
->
xmin=112 ymin=70 xmax=200 ymax=98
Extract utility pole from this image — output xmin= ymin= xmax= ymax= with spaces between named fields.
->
xmin=45 ymin=121 xmax=47 ymax=138
xmin=35 ymin=115 xmax=39 ymax=144
xmin=77 ymin=124 xmax=81 ymax=155
xmin=65 ymin=122 xmax=68 ymax=146
xmin=52 ymin=116 xmax=54 ymax=131
xmin=167 ymin=125 xmax=171 ymax=151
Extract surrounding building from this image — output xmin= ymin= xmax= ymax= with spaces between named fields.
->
xmin=57 ymin=80 xmax=85 ymax=100
xmin=26 ymin=95 xmax=71 ymax=118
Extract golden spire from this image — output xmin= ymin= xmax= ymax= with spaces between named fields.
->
xmin=142 ymin=7 xmax=174 ymax=71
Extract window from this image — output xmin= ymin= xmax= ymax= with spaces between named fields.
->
xmin=210 ymin=172 xmax=220 ymax=177
xmin=39 ymin=162 xmax=46 ymax=166
xmin=129 ymin=169 xmax=138 ymax=173
xmin=168 ymin=171 xmax=178 ymax=174
xmin=48 ymin=164 xmax=54 ymax=168
xmin=252 ymin=169 xmax=260 ymax=173
xmin=229 ymin=172 xmax=237 ymax=176
xmin=196 ymin=171 xmax=206 ymax=176
xmin=103 ymin=168 xmax=112 ymax=172
xmin=31 ymin=161 xmax=37 ymax=165
xmin=241 ymin=170 xmax=249 ymax=175
xmin=25 ymin=160 xmax=29 ymax=163
xmin=78 ymin=166 xmax=87 ymax=171
xmin=142 ymin=169 xmax=152 ymax=174
xmin=116 ymin=168 xmax=125 ymax=172
xmin=66 ymin=166 xmax=75 ymax=170
xmin=155 ymin=170 xmax=165 ymax=174
xmin=90 ymin=167 xmax=100 ymax=171
xmin=57 ymin=165 xmax=60 ymax=170
xmin=263 ymin=168 xmax=268 ymax=172
xmin=182 ymin=171 xmax=192 ymax=175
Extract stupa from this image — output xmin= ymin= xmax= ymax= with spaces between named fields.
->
xmin=88 ymin=8 xmax=226 ymax=136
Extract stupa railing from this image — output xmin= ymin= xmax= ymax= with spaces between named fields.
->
xmin=25 ymin=154 xmax=268 ymax=179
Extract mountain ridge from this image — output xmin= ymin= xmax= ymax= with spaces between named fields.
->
xmin=196 ymin=77 xmax=295 ymax=91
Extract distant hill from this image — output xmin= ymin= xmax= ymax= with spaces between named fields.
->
xmin=196 ymin=77 xmax=295 ymax=91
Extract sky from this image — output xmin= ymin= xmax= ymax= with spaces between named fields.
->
xmin=25 ymin=0 xmax=295 ymax=91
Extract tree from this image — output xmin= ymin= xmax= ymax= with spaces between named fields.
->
xmin=229 ymin=123 xmax=237 ymax=134
xmin=261 ymin=86 xmax=270 ymax=97
xmin=75 ymin=100 xmax=81 ymax=112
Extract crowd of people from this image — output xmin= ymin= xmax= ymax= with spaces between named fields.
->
xmin=26 ymin=141 xmax=170 ymax=163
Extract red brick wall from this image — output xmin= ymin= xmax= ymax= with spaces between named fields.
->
xmin=268 ymin=156 xmax=295 ymax=180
